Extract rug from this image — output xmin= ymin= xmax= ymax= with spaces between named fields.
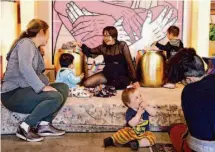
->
xmin=151 ymin=143 xmax=176 ymax=152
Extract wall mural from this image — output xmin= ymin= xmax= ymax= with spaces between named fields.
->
xmin=52 ymin=0 xmax=184 ymax=75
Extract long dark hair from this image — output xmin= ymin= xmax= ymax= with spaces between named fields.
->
xmin=102 ymin=26 xmax=119 ymax=45
xmin=168 ymin=48 xmax=197 ymax=65
xmin=102 ymin=26 xmax=118 ymax=39
xmin=7 ymin=19 xmax=49 ymax=60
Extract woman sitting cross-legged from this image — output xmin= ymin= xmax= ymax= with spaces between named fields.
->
xmin=71 ymin=26 xmax=140 ymax=90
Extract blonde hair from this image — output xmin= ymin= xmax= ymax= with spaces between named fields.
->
xmin=121 ymin=88 xmax=136 ymax=107
xmin=7 ymin=19 xmax=49 ymax=60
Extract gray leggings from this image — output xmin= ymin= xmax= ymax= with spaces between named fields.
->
xmin=1 ymin=83 xmax=69 ymax=127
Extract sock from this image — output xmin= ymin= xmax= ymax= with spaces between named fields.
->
xmin=20 ymin=122 xmax=30 ymax=132
xmin=39 ymin=121 xmax=50 ymax=126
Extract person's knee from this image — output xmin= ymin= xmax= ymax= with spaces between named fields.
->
xmin=83 ymin=80 xmax=92 ymax=88
xmin=58 ymin=83 xmax=69 ymax=94
xmin=51 ymin=83 xmax=69 ymax=96
xmin=47 ymin=92 xmax=64 ymax=107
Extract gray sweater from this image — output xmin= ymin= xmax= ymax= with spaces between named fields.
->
xmin=1 ymin=38 xmax=49 ymax=93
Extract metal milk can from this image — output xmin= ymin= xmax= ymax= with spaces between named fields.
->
xmin=138 ymin=50 xmax=166 ymax=87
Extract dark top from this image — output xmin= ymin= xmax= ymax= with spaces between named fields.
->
xmin=81 ymin=41 xmax=137 ymax=82
xmin=182 ymin=74 xmax=215 ymax=141
xmin=156 ymin=39 xmax=184 ymax=59
xmin=125 ymin=108 xmax=149 ymax=133
xmin=168 ymin=48 xmax=205 ymax=77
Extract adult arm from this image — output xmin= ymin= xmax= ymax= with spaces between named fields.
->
xmin=80 ymin=43 xmax=103 ymax=59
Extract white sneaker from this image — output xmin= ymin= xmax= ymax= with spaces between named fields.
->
xmin=163 ymin=83 xmax=176 ymax=89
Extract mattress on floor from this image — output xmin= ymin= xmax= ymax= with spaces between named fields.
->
xmin=1 ymin=85 xmax=185 ymax=134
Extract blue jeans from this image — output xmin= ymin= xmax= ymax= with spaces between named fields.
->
xmin=1 ymin=83 xmax=69 ymax=127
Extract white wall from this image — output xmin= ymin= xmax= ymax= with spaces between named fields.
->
xmin=211 ymin=15 xmax=215 ymax=23
xmin=0 ymin=1 xmax=18 ymax=73
xmin=34 ymin=1 xmax=53 ymax=68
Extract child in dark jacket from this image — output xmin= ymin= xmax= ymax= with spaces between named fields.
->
xmin=155 ymin=26 xmax=184 ymax=60
xmin=153 ymin=26 xmax=184 ymax=89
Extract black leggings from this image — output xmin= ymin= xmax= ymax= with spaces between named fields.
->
xmin=83 ymin=72 xmax=107 ymax=88
xmin=83 ymin=72 xmax=131 ymax=89
xmin=1 ymin=83 xmax=69 ymax=127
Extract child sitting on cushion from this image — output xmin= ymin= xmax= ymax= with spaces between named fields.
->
xmin=56 ymin=53 xmax=91 ymax=98
xmin=103 ymin=87 xmax=157 ymax=150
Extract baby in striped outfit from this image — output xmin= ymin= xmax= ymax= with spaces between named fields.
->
xmin=104 ymin=87 xmax=157 ymax=150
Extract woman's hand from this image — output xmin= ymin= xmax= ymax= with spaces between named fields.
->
xmin=151 ymin=41 xmax=157 ymax=47
xmin=43 ymin=86 xmax=57 ymax=92
xmin=132 ymin=82 xmax=141 ymax=88
xmin=80 ymin=73 xmax=85 ymax=79
xmin=127 ymin=82 xmax=140 ymax=89
xmin=186 ymin=77 xmax=203 ymax=83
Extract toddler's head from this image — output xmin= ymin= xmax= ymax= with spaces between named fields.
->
xmin=167 ymin=26 xmax=180 ymax=40
xmin=121 ymin=88 xmax=145 ymax=110
xmin=59 ymin=53 xmax=74 ymax=69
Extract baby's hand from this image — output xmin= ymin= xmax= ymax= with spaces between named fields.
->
xmin=137 ymin=102 xmax=148 ymax=115
xmin=140 ymin=101 xmax=149 ymax=109
xmin=80 ymin=73 xmax=84 ymax=79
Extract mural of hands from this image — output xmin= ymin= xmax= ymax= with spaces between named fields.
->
xmin=54 ymin=1 xmax=183 ymax=63
xmin=66 ymin=2 xmax=134 ymax=49
xmin=129 ymin=6 xmax=178 ymax=58
xmin=112 ymin=6 xmax=144 ymax=42
xmin=71 ymin=15 xmax=115 ymax=41
xmin=114 ymin=18 xmax=133 ymax=45
xmin=141 ymin=6 xmax=177 ymax=46
xmin=66 ymin=2 xmax=116 ymax=48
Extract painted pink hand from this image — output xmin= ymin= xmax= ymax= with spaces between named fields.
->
xmin=71 ymin=15 xmax=115 ymax=42
xmin=82 ymin=36 xmax=103 ymax=48
xmin=112 ymin=7 xmax=144 ymax=42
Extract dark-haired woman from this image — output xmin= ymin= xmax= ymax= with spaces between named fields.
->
xmin=164 ymin=48 xmax=205 ymax=89
xmin=72 ymin=26 xmax=140 ymax=90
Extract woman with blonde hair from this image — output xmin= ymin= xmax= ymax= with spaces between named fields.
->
xmin=1 ymin=19 xmax=69 ymax=142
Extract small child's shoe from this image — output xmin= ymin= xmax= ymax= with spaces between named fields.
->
xmin=129 ymin=140 xmax=139 ymax=150
xmin=163 ymin=83 xmax=176 ymax=89
xmin=103 ymin=137 xmax=114 ymax=147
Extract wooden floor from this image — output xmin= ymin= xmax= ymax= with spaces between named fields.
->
xmin=1 ymin=132 xmax=171 ymax=152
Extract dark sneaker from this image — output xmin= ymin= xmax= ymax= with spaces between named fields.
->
xmin=103 ymin=137 xmax=114 ymax=147
xmin=129 ymin=140 xmax=139 ymax=150
xmin=37 ymin=124 xmax=65 ymax=136
xmin=16 ymin=125 xmax=44 ymax=142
